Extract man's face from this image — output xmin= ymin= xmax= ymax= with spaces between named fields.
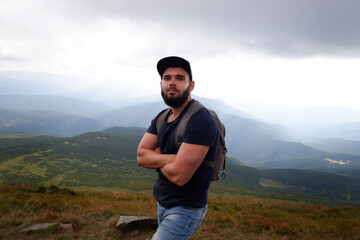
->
xmin=160 ymin=67 xmax=194 ymax=108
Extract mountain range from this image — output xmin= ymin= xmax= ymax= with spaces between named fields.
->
xmin=1 ymin=93 xmax=360 ymax=178
xmin=0 ymin=95 xmax=115 ymax=118
xmin=0 ymin=107 xmax=104 ymax=136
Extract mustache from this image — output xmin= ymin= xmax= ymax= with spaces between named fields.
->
xmin=166 ymin=87 xmax=180 ymax=92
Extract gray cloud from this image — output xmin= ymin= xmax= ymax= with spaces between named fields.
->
xmin=53 ymin=0 xmax=360 ymax=57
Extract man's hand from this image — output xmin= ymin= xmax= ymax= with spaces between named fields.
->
xmin=154 ymin=147 xmax=162 ymax=153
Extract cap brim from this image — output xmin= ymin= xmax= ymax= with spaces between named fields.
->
xmin=157 ymin=56 xmax=192 ymax=80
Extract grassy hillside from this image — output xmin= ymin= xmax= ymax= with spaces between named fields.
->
xmin=0 ymin=131 xmax=155 ymax=191
xmin=212 ymin=160 xmax=360 ymax=206
xmin=1 ymin=131 xmax=360 ymax=207
xmin=257 ymin=152 xmax=360 ymax=179
xmin=261 ymin=169 xmax=360 ymax=201
xmin=0 ymin=134 xmax=59 ymax=149
xmin=1 ymin=184 xmax=359 ymax=240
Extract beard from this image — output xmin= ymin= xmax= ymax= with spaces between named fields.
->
xmin=161 ymin=85 xmax=190 ymax=108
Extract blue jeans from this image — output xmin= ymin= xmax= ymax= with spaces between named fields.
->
xmin=152 ymin=203 xmax=207 ymax=240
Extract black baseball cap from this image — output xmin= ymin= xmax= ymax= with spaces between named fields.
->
xmin=157 ymin=56 xmax=193 ymax=80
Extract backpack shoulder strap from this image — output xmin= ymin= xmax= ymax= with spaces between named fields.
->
xmin=174 ymin=100 xmax=204 ymax=147
xmin=156 ymin=108 xmax=171 ymax=134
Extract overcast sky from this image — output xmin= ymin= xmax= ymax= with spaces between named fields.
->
xmin=1 ymin=0 xmax=360 ymax=113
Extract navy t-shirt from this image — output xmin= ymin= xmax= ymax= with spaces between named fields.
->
xmin=147 ymin=100 xmax=219 ymax=209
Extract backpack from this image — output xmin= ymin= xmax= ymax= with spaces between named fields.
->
xmin=156 ymin=100 xmax=227 ymax=181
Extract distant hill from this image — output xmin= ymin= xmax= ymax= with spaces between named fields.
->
xmin=101 ymin=126 xmax=146 ymax=136
xmin=97 ymin=97 xmax=258 ymax=128
xmin=306 ymin=138 xmax=360 ymax=156
xmin=195 ymin=96 xmax=258 ymax=120
xmin=257 ymin=153 xmax=360 ymax=178
xmin=0 ymin=108 xmax=104 ymax=137
xmin=0 ymin=129 xmax=359 ymax=206
xmin=314 ymin=122 xmax=360 ymax=141
xmin=97 ymin=101 xmax=168 ymax=127
xmin=260 ymin=107 xmax=360 ymax=141
xmin=0 ymin=95 xmax=115 ymax=118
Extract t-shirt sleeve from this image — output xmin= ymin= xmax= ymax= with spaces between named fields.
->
xmin=147 ymin=117 xmax=158 ymax=135
xmin=183 ymin=108 xmax=218 ymax=147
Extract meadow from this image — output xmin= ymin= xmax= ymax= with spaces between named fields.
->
xmin=1 ymin=184 xmax=359 ymax=240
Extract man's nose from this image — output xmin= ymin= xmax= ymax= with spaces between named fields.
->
xmin=169 ymin=77 xmax=176 ymax=85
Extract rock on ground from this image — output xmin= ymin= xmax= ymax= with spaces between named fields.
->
xmin=20 ymin=223 xmax=73 ymax=233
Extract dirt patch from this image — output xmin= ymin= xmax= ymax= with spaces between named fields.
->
xmin=259 ymin=178 xmax=291 ymax=189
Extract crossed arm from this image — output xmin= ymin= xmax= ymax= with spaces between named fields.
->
xmin=137 ymin=133 xmax=210 ymax=186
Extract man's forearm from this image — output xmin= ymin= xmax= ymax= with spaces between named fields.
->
xmin=159 ymin=161 xmax=183 ymax=185
xmin=159 ymin=143 xmax=210 ymax=186
xmin=137 ymin=147 xmax=176 ymax=169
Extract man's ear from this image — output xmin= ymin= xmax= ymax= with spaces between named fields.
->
xmin=190 ymin=80 xmax=195 ymax=92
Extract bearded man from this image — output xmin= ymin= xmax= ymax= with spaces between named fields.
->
xmin=137 ymin=56 xmax=219 ymax=240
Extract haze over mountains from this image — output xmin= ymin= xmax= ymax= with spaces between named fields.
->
xmin=260 ymin=107 xmax=360 ymax=141
xmin=1 ymin=72 xmax=360 ymax=179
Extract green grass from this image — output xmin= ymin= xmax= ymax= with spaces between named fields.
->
xmin=1 ymin=133 xmax=360 ymax=207
xmin=0 ymin=134 xmax=42 ymax=139
xmin=1 ymin=184 xmax=359 ymax=240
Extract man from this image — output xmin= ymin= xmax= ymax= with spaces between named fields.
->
xmin=137 ymin=56 xmax=219 ymax=240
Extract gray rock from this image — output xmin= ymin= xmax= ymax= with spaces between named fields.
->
xmin=116 ymin=216 xmax=157 ymax=230
xmin=20 ymin=223 xmax=56 ymax=233
xmin=20 ymin=223 xmax=73 ymax=233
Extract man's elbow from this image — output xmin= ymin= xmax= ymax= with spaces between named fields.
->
xmin=162 ymin=164 xmax=192 ymax=186
xmin=175 ymin=181 xmax=186 ymax=187
xmin=169 ymin=175 xmax=189 ymax=187
xmin=137 ymin=154 xmax=146 ymax=167
xmin=137 ymin=157 xmax=142 ymax=166
xmin=136 ymin=149 xmax=144 ymax=166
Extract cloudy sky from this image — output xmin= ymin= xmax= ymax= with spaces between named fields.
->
xmin=1 ymin=0 xmax=360 ymax=113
